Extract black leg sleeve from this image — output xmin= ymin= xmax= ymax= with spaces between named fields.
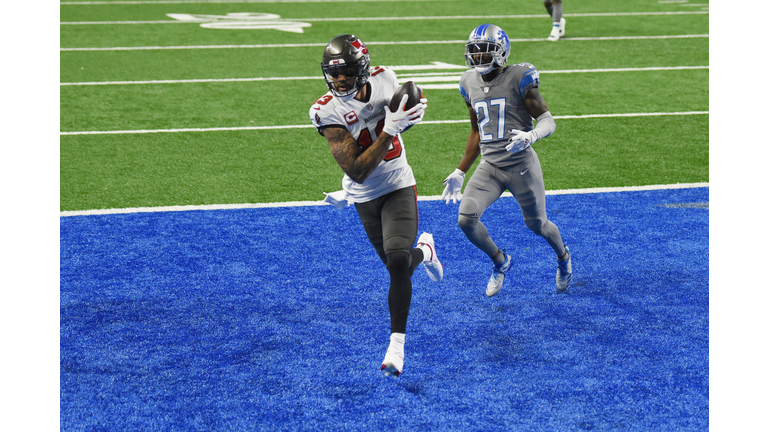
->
xmin=386 ymin=251 xmax=413 ymax=334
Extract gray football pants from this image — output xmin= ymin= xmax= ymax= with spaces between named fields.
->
xmin=458 ymin=150 xmax=566 ymax=259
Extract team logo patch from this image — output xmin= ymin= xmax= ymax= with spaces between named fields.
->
xmin=350 ymin=38 xmax=368 ymax=55
xmin=344 ymin=111 xmax=359 ymax=125
xmin=314 ymin=113 xmax=322 ymax=125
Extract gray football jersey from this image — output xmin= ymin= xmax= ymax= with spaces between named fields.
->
xmin=459 ymin=63 xmax=541 ymax=167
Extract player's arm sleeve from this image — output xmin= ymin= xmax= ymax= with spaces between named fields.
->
xmin=532 ymin=111 xmax=556 ymax=141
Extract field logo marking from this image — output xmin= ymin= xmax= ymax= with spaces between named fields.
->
xmin=166 ymin=13 xmax=311 ymax=33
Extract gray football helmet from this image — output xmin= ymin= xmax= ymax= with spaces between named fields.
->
xmin=464 ymin=24 xmax=511 ymax=75
xmin=321 ymin=34 xmax=371 ymax=97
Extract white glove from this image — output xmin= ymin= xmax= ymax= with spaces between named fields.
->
xmin=505 ymin=129 xmax=538 ymax=153
xmin=382 ymin=95 xmax=427 ymax=136
xmin=323 ymin=190 xmax=350 ymax=210
xmin=441 ymin=168 xmax=465 ymax=204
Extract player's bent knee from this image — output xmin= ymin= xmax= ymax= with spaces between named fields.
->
xmin=385 ymin=251 xmax=412 ymax=274
xmin=458 ymin=214 xmax=478 ymax=232
xmin=524 ymin=218 xmax=545 ymax=236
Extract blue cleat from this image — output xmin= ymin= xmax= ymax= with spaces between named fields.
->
xmin=556 ymin=246 xmax=572 ymax=292
xmin=486 ymin=251 xmax=512 ymax=297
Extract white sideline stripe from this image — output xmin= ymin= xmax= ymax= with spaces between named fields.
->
xmin=60 ymin=11 xmax=708 ymax=25
xmin=60 ymin=183 xmax=709 ymax=217
xmin=62 ymin=0 xmax=442 ymax=4
xmin=59 ymin=111 xmax=709 ymax=136
xmin=60 ymin=66 xmax=709 ymax=87
xmin=60 ymin=34 xmax=710 ymax=51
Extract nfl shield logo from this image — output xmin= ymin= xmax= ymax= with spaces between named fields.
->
xmin=482 ymin=86 xmax=489 ymax=94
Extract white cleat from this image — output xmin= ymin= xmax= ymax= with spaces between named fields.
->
xmin=381 ymin=336 xmax=405 ymax=377
xmin=486 ymin=252 xmax=512 ymax=297
xmin=417 ymin=232 xmax=443 ymax=282
xmin=547 ymin=18 xmax=565 ymax=41
xmin=547 ymin=25 xmax=561 ymax=41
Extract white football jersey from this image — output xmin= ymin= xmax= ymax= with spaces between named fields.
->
xmin=310 ymin=66 xmax=415 ymax=203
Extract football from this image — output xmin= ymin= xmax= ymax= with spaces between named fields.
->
xmin=389 ymin=81 xmax=423 ymax=112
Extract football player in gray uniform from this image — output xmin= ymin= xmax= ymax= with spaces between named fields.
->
xmin=543 ymin=0 xmax=566 ymax=41
xmin=310 ymin=34 xmax=443 ymax=377
xmin=441 ymin=24 xmax=572 ymax=296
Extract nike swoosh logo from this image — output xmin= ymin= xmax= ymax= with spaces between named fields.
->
xmin=520 ymin=169 xmax=529 ymax=175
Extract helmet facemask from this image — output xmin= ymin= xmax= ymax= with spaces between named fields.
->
xmin=322 ymin=60 xmax=370 ymax=97
xmin=465 ymin=41 xmax=506 ymax=75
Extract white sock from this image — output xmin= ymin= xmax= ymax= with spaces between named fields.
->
xmin=417 ymin=243 xmax=433 ymax=262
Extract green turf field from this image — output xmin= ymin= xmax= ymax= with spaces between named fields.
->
xmin=60 ymin=0 xmax=709 ymax=211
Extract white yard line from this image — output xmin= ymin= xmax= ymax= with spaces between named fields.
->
xmin=60 ymin=66 xmax=709 ymax=87
xmin=60 ymin=11 xmax=708 ymax=25
xmin=59 ymin=111 xmax=709 ymax=136
xmin=62 ymin=0 xmax=444 ymax=5
xmin=60 ymin=183 xmax=709 ymax=217
xmin=61 ymin=34 xmax=709 ymax=51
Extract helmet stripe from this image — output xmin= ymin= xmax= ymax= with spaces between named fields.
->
xmin=476 ymin=24 xmax=489 ymax=39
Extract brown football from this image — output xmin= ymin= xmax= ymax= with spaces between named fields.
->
xmin=389 ymin=81 xmax=423 ymax=112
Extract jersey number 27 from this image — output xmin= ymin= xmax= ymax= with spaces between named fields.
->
xmin=474 ymin=98 xmax=507 ymax=142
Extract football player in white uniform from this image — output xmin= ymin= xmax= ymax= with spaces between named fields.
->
xmin=543 ymin=0 xmax=566 ymax=41
xmin=310 ymin=34 xmax=443 ymax=377
xmin=441 ymin=24 xmax=572 ymax=296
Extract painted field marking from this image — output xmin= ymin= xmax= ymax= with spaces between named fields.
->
xmin=62 ymin=0 xmax=441 ymax=5
xmin=60 ymin=65 xmax=709 ymax=87
xmin=60 ymin=11 xmax=708 ymax=25
xmin=60 ymin=183 xmax=709 ymax=217
xmin=59 ymin=111 xmax=709 ymax=136
xmin=61 ymin=34 xmax=709 ymax=51
xmin=166 ymin=12 xmax=311 ymax=33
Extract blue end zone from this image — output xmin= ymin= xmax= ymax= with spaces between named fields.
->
xmin=60 ymin=187 xmax=708 ymax=430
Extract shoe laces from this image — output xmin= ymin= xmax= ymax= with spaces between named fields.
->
xmin=491 ymin=263 xmax=506 ymax=278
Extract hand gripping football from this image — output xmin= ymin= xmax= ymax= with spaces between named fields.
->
xmin=389 ymin=81 xmax=423 ymax=112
